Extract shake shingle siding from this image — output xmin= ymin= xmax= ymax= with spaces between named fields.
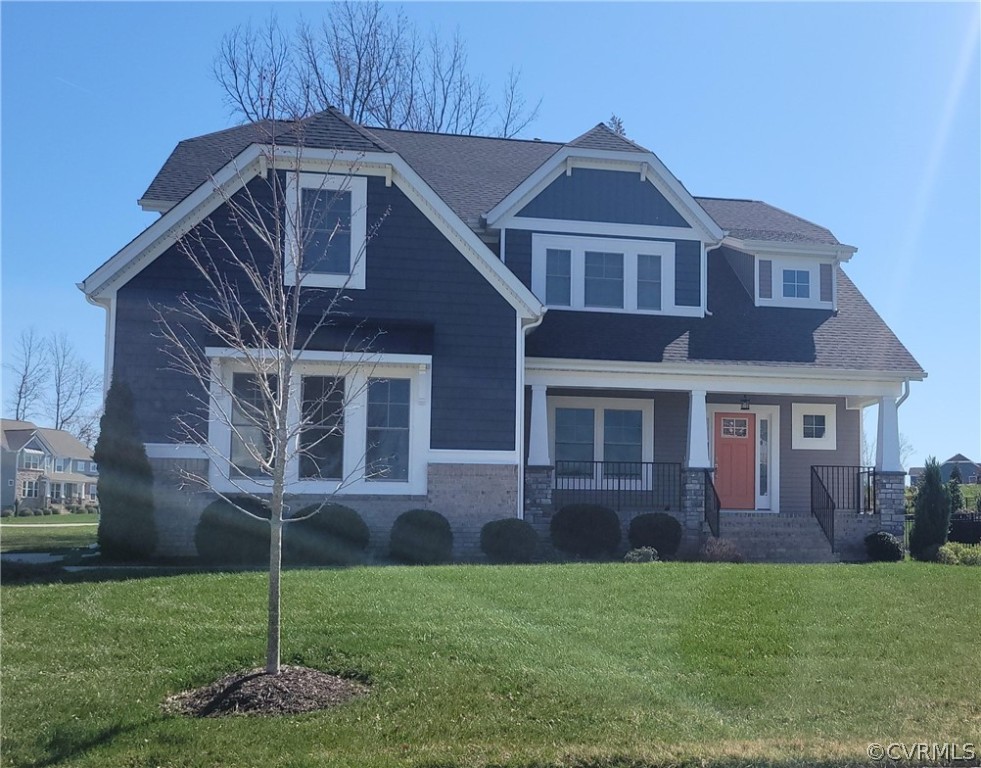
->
xmin=516 ymin=168 xmax=691 ymax=227
xmin=115 ymin=174 xmax=517 ymax=450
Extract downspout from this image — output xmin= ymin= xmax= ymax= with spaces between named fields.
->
xmin=516 ymin=309 xmax=547 ymax=520
xmin=896 ymin=378 xmax=911 ymax=408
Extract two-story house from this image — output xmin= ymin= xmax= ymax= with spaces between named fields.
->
xmin=79 ymin=109 xmax=923 ymax=561
xmin=1 ymin=420 xmax=99 ymax=509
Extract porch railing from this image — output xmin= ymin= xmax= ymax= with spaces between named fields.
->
xmin=704 ymin=469 xmax=720 ymax=538
xmin=810 ymin=467 xmax=836 ymax=550
xmin=553 ymin=461 xmax=681 ymax=512
xmin=811 ymin=465 xmax=877 ymax=514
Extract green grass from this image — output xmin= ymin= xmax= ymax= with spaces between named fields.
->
xmin=3 ymin=563 xmax=979 ymax=768
xmin=0 ymin=513 xmax=99 ymax=552
xmin=960 ymin=482 xmax=980 ymax=511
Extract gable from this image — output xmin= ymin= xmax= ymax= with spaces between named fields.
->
xmin=515 ymin=168 xmax=691 ymax=228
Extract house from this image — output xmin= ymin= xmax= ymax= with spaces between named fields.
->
xmin=79 ymin=109 xmax=923 ymax=561
xmin=0 ymin=420 xmax=99 ymax=509
xmin=909 ymin=455 xmax=981 ymax=486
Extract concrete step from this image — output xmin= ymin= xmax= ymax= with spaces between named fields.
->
xmin=713 ymin=513 xmax=838 ymax=563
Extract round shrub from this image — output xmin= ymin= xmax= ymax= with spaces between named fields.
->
xmin=550 ymin=504 xmax=621 ymax=559
xmin=958 ymin=544 xmax=981 ymax=566
xmin=284 ymin=503 xmax=370 ymax=566
xmin=0 ymin=508 xmax=13 ymax=518
xmin=195 ymin=496 xmax=270 ymax=565
xmin=700 ymin=537 xmax=744 ymax=563
xmin=480 ymin=518 xmax=539 ymax=564
xmin=16 ymin=508 xmax=34 ymax=517
xmin=628 ymin=512 xmax=683 ymax=559
xmin=389 ymin=509 xmax=453 ymax=565
xmin=624 ymin=547 xmax=659 ymax=563
xmin=40 ymin=508 xmax=53 ymax=516
xmin=864 ymin=531 xmax=904 ymax=562
xmin=934 ymin=543 xmax=960 ymax=565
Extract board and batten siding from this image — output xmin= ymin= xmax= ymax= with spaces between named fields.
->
xmin=113 ymin=174 xmax=518 ymax=451
xmin=515 ymin=168 xmax=691 ymax=228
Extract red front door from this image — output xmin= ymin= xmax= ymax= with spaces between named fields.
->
xmin=714 ymin=413 xmax=756 ymax=509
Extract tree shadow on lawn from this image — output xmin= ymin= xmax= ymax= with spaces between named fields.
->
xmin=0 ymin=559 xmax=265 ymax=587
xmin=20 ymin=717 xmax=171 ymax=768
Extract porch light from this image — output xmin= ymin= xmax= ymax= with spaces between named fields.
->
xmin=740 ymin=396 xmax=750 ymax=411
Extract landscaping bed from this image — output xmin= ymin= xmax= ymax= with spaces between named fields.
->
xmin=2 ymin=563 xmax=978 ymax=767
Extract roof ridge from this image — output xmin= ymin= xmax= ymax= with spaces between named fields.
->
xmin=694 ymin=195 xmax=761 ymax=203
xmin=367 ymin=124 xmax=564 ymax=146
xmin=567 ymin=122 xmax=650 ymax=153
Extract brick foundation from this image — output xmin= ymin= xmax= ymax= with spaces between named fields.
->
xmin=874 ymin=471 xmax=906 ymax=540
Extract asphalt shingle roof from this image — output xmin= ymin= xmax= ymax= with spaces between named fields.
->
xmin=695 ymin=197 xmax=840 ymax=246
xmin=567 ymin=123 xmax=650 ymax=153
xmin=526 ymin=251 xmax=922 ymax=374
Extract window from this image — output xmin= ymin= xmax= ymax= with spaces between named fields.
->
xmin=554 ymin=408 xmax=595 ymax=476
xmin=782 ymin=269 xmax=810 ymax=299
xmin=603 ymin=409 xmax=643 ymax=478
xmin=88 ymin=483 xmax=98 ymax=501
xmin=637 ymin=254 xmax=662 ymax=310
xmin=531 ymin=234 xmax=690 ymax=316
xmin=64 ymin=483 xmax=77 ymax=501
xmin=50 ymin=483 xmax=62 ymax=501
xmin=584 ymin=251 xmax=624 ymax=308
xmin=366 ymin=379 xmax=411 ymax=482
xmin=721 ymin=417 xmax=749 ymax=438
xmin=55 ymin=458 xmax=66 ymax=473
xmin=286 ymin=173 xmax=368 ymax=289
xmin=545 ymin=248 xmax=571 ymax=306
xmin=21 ymin=479 xmax=38 ymax=498
xmin=18 ymin=450 xmax=42 ymax=470
xmin=230 ymin=373 xmax=277 ymax=477
xmin=791 ymin=403 xmax=837 ymax=450
xmin=299 ymin=376 xmax=344 ymax=480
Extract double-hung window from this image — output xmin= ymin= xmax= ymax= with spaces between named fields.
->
xmin=545 ymin=248 xmax=572 ymax=306
xmin=554 ymin=408 xmax=595 ymax=477
xmin=299 ymin=376 xmax=344 ymax=480
xmin=637 ymin=254 xmax=662 ymax=310
xmin=366 ymin=379 xmax=411 ymax=482
xmin=552 ymin=398 xmax=654 ymax=482
xmin=230 ymin=372 xmax=277 ymax=477
xmin=21 ymin=479 xmax=38 ymax=498
xmin=18 ymin=450 xmax=42 ymax=470
xmin=602 ymin=409 xmax=643 ymax=477
xmin=584 ymin=252 xmax=624 ymax=308
xmin=286 ymin=173 xmax=368 ymax=289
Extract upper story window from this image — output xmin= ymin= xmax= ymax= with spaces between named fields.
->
xmin=285 ymin=173 xmax=368 ymax=290
xmin=782 ymin=269 xmax=810 ymax=299
xmin=18 ymin=450 xmax=43 ymax=470
xmin=757 ymin=257 xmax=835 ymax=309
xmin=532 ymin=233 xmax=698 ymax=317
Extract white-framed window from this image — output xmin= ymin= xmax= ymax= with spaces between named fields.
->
xmin=54 ymin=458 xmax=66 ymax=473
xmin=207 ymin=352 xmax=431 ymax=496
xmin=756 ymin=257 xmax=835 ymax=309
xmin=49 ymin=482 xmax=62 ymax=501
xmin=88 ymin=483 xmax=98 ymax=501
xmin=549 ymin=396 xmax=655 ymax=478
xmin=284 ymin=172 xmax=368 ymax=290
xmin=18 ymin=450 xmax=43 ymax=470
xmin=21 ymin=479 xmax=38 ymax=498
xmin=532 ymin=233 xmax=696 ymax=316
xmin=791 ymin=403 xmax=837 ymax=450
xmin=782 ymin=269 xmax=810 ymax=299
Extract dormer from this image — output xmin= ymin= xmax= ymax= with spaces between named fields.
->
xmin=487 ymin=124 xmax=725 ymax=319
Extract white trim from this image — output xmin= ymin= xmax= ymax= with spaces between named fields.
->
xmin=724 ymin=236 xmax=857 ymax=262
xmin=504 ymin=216 xmax=704 ymax=243
xmin=144 ymin=443 xmax=209 ymax=459
xmin=137 ymin=198 xmax=175 ymax=214
xmin=755 ymin=255 xmax=835 ymax=310
xmin=284 ymin=172 xmax=367 ymax=290
xmin=707 ymin=403 xmax=780 ymax=513
xmin=547 ymin=394 xmax=655 ymax=465
xmin=203 ymin=347 xmax=430 ymax=367
xmin=526 ymin=358 xmax=918 ymax=395
xmin=486 ymin=146 xmax=725 ymax=243
xmin=791 ymin=402 xmax=837 ymax=450
xmin=428 ymin=449 xmax=519 ymax=465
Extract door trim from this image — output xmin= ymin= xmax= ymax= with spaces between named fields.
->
xmin=707 ymin=403 xmax=780 ymax=514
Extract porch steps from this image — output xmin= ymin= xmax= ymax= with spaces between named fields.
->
xmin=715 ymin=512 xmax=838 ymax=563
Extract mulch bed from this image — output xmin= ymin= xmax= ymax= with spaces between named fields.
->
xmin=163 ymin=665 xmax=368 ymax=717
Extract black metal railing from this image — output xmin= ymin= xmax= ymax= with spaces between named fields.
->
xmin=811 ymin=465 xmax=877 ymax=514
xmin=811 ymin=467 xmax=836 ymax=550
xmin=553 ymin=461 xmax=681 ymax=511
xmin=704 ymin=469 xmax=720 ymax=538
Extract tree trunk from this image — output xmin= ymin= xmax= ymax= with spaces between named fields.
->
xmin=266 ymin=517 xmax=283 ymax=675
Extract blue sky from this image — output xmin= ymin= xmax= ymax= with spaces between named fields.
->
xmin=2 ymin=2 xmax=979 ymax=469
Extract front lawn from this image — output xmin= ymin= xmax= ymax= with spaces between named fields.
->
xmin=2 ymin=563 xmax=978 ymax=767
xmin=0 ymin=513 xmax=99 ymax=552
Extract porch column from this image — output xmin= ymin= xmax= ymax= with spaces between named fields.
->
xmin=527 ymin=384 xmax=551 ymax=466
xmin=875 ymin=396 xmax=902 ymax=472
xmin=686 ymin=389 xmax=711 ymax=468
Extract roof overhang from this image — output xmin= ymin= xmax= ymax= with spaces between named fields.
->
xmin=722 ymin=236 xmax=858 ymax=262
xmin=81 ymin=144 xmax=544 ymax=321
xmin=137 ymin=197 xmax=176 ymax=214
xmin=485 ymin=146 xmax=726 ymax=244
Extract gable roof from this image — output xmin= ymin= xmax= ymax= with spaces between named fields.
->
xmin=944 ymin=454 xmax=977 ymax=465
xmin=1 ymin=420 xmax=37 ymax=452
xmin=0 ymin=420 xmax=92 ymax=459
xmin=526 ymin=251 xmax=924 ymax=377
xmin=140 ymin=116 xmax=841 ymax=246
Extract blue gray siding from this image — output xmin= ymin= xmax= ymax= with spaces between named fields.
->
xmin=515 ymin=168 xmax=691 ymax=227
xmin=114 ymin=174 xmax=517 ymax=450
xmin=720 ymin=245 xmax=754 ymax=299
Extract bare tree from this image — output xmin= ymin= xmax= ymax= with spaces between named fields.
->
xmin=155 ymin=128 xmax=387 ymax=675
xmin=4 ymin=327 xmax=49 ymax=421
xmin=217 ymin=2 xmax=540 ymax=138
xmin=44 ymin=333 xmax=102 ymax=438
xmin=862 ymin=429 xmax=914 ymax=469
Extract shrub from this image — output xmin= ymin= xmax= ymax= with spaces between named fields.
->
xmin=935 ymin=543 xmax=960 ymax=565
xmin=948 ymin=478 xmax=964 ymax=513
xmin=195 ymin=496 xmax=270 ymax=565
xmin=16 ymin=508 xmax=34 ymax=517
xmin=40 ymin=508 xmax=53 ymax=516
xmin=700 ymin=537 xmax=744 ymax=563
xmin=550 ymin=504 xmax=621 ymax=559
xmin=909 ymin=457 xmax=951 ymax=560
xmin=389 ymin=509 xmax=453 ymax=565
xmin=0 ymin=508 xmax=13 ymax=518
xmin=624 ymin=547 xmax=659 ymax=563
xmin=480 ymin=518 xmax=539 ymax=564
xmin=958 ymin=545 xmax=981 ymax=566
xmin=628 ymin=512 xmax=683 ymax=558
xmin=864 ymin=531 xmax=904 ymax=562
xmin=94 ymin=378 xmax=157 ymax=560
xmin=935 ymin=541 xmax=981 ymax=566
xmin=284 ymin=504 xmax=370 ymax=566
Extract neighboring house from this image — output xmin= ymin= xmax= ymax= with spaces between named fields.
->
xmin=0 ymin=420 xmax=99 ymax=509
xmin=910 ymin=455 xmax=981 ymax=486
xmin=79 ymin=109 xmax=924 ymax=561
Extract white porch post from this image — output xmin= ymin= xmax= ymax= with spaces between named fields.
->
xmin=876 ymin=396 xmax=902 ymax=472
xmin=527 ymin=384 xmax=551 ymax=466
xmin=687 ymin=389 xmax=712 ymax=469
